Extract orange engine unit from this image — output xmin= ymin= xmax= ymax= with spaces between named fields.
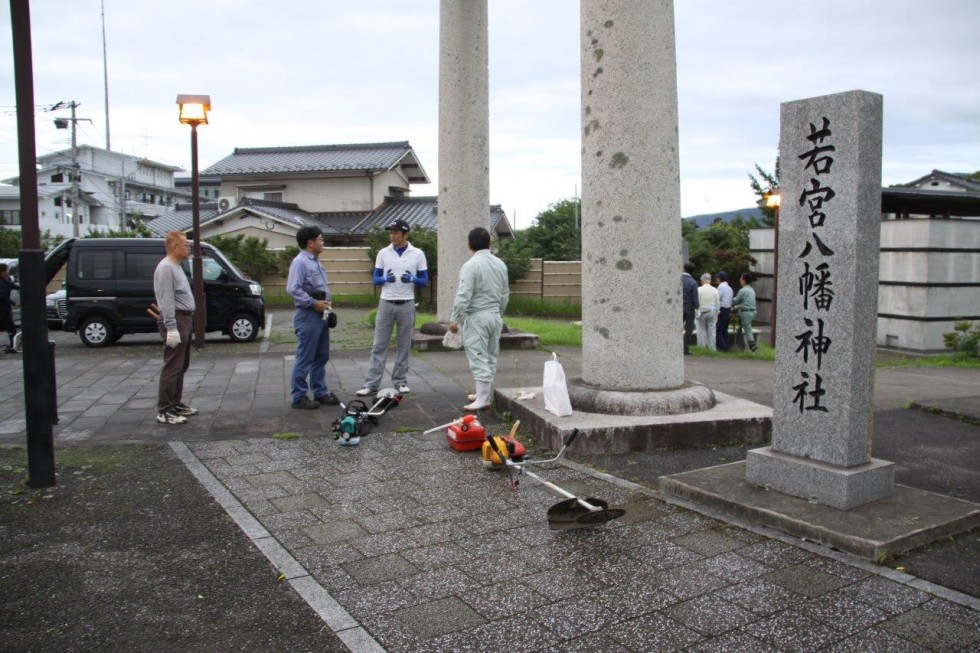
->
xmin=446 ymin=418 xmax=486 ymax=451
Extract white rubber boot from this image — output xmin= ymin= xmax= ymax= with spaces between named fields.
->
xmin=463 ymin=380 xmax=492 ymax=411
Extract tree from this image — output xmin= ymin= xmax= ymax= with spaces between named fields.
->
xmin=0 ymin=227 xmax=65 ymax=257
xmin=495 ymin=238 xmax=532 ymax=284
xmin=86 ymin=222 xmax=154 ymax=238
xmin=684 ymin=217 xmax=758 ymax=282
xmin=517 ymin=198 xmax=581 ymax=261
xmin=748 ymin=158 xmax=780 ymax=226
xmin=205 ymin=234 xmax=279 ymax=282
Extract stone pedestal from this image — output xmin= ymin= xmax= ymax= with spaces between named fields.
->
xmin=437 ymin=0 xmax=489 ymax=322
xmin=746 ymin=90 xmax=894 ymax=510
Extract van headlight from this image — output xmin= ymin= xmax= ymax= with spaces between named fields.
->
xmin=249 ymin=283 xmax=263 ymax=297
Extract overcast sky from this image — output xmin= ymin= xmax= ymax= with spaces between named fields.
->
xmin=1 ymin=1 xmax=977 ymax=229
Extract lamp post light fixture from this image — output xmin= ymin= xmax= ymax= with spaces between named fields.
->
xmin=176 ymin=94 xmax=210 ymax=348
xmin=766 ymin=191 xmax=781 ymax=348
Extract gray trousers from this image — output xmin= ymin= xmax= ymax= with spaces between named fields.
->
xmin=364 ymin=299 xmax=414 ymax=389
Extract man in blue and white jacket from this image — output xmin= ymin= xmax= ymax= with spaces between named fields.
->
xmin=357 ymin=218 xmax=428 ymax=396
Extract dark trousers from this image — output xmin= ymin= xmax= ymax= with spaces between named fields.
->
xmin=0 ymin=303 xmax=15 ymax=346
xmin=683 ymin=304 xmax=695 ymax=353
xmin=157 ymin=314 xmax=192 ymax=413
xmin=716 ymin=307 xmax=731 ymax=351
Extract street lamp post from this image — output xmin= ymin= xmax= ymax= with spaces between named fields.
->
xmin=176 ymin=94 xmax=210 ymax=349
xmin=766 ymin=191 xmax=781 ymax=348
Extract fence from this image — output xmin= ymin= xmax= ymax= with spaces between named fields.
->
xmin=262 ymin=248 xmax=585 ymax=304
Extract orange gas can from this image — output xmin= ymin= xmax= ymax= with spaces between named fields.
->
xmin=446 ymin=418 xmax=485 ymax=451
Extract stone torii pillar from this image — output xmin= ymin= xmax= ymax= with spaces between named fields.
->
xmin=436 ymin=0 xmax=489 ymax=322
xmin=569 ymin=0 xmax=713 ymax=414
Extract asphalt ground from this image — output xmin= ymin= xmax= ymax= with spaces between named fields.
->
xmin=0 ymin=309 xmax=977 ymax=651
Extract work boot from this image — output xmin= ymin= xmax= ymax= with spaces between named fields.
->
xmin=463 ymin=381 xmax=492 ymax=411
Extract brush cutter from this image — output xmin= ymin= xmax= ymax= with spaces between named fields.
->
xmin=332 ymin=388 xmax=402 ymax=445
xmin=484 ymin=423 xmax=626 ymax=530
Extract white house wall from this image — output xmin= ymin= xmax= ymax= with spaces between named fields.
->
xmin=221 ymin=169 xmax=411 ymax=213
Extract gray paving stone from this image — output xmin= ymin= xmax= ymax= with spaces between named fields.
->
xmin=736 ymin=538 xmax=817 ymax=569
xmin=261 ymin=510 xmax=322 ymax=531
xmin=664 ymin=594 xmax=759 ymax=636
xmin=761 ymin=563 xmax=853 ymax=598
xmin=419 ymin=614 xmax=556 ymax=653
xmin=401 ymin=541 xmax=475 ymax=568
xmin=745 ymin=610 xmax=848 ymax=652
xmin=343 ymin=553 xmax=419 ymax=586
xmin=270 ymin=492 xmax=332 ymax=512
xmin=302 ymin=519 xmax=367 ymax=545
xmin=684 ymin=630 xmax=780 ymax=653
xmin=355 ymin=510 xmax=421 ymax=534
xmin=351 ymin=530 xmax=423 ymax=557
xmin=522 ymin=564 xmax=608 ymax=601
xmin=591 ymin=573 xmax=680 ymax=622
xmin=879 ymin=606 xmax=980 ymax=651
xmin=398 ymin=564 xmax=481 ymax=601
xmin=673 ymin=528 xmax=751 ymax=556
xmin=842 ymin=575 xmax=932 ymax=616
xmin=654 ymin=561 xmax=732 ymax=600
xmin=609 ymin=611 xmax=704 ymax=652
xmin=801 ymin=590 xmax=891 ymax=636
xmin=393 ymin=596 xmax=486 ymax=640
xmin=626 ymin=538 xmax=704 ymax=571
xmin=336 ymin=580 xmax=421 ymax=620
xmin=822 ymin=628 xmax=931 ymax=653
xmin=714 ymin=578 xmax=805 ymax=616
xmin=920 ymin=597 xmax=980 ymax=631
xmin=540 ymin=632 xmax=631 ymax=653
xmin=697 ymin=551 xmax=771 ymax=582
xmin=459 ymin=581 xmax=550 ymax=621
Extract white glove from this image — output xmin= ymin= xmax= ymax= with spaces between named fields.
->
xmin=165 ymin=329 xmax=181 ymax=348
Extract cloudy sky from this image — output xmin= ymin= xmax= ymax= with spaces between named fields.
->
xmin=1 ymin=1 xmax=977 ymax=229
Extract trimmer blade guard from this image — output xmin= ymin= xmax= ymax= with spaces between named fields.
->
xmin=546 ymin=497 xmax=626 ymax=530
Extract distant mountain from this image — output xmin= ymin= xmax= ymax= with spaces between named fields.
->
xmin=682 ymin=207 xmax=765 ymax=228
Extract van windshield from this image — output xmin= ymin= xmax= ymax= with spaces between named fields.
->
xmin=207 ymin=248 xmax=247 ymax=280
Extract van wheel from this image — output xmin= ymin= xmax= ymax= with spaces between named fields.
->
xmin=79 ymin=316 xmax=114 ymax=348
xmin=228 ymin=313 xmax=258 ymax=343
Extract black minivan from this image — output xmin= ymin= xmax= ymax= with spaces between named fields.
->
xmin=45 ymin=238 xmax=265 ymax=347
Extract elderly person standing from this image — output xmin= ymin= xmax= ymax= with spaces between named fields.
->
xmin=733 ymin=272 xmax=758 ymax=352
xmin=153 ymin=231 xmax=197 ymax=425
xmin=449 ymin=227 xmax=509 ymax=411
xmin=696 ymin=273 xmax=720 ymax=351
xmin=715 ymin=271 xmax=734 ymax=351
xmin=682 ymin=261 xmax=699 ymax=355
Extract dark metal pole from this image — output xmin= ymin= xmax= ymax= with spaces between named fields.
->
xmin=769 ymin=204 xmax=780 ymax=349
xmin=10 ymin=0 xmax=56 ymax=487
xmin=190 ymin=123 xmax=205 ymax=348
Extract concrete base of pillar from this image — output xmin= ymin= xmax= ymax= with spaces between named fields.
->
xmin=493 ymin=385 xmax=771 ymax=454
xmin=746 ymin=446 xmax=895 ymax=510
xmin=567 ymin=376 xmax=716 ymax=416
xmin=413 ymin=322 xmax=539 ymax=351
xmin=661 ymin=461 xmax=980 ymax=560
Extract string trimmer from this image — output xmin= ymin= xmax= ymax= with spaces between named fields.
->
xmin=483 ymin=422 xmax=626 ymax=530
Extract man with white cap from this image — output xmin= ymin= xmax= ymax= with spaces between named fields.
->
xmin=696 ymin=272 xmax=720 ymax=351
xmin=357 ymin=218 xmax=428 ymax=396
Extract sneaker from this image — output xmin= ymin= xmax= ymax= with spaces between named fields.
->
xmin=355 ymin=387 xmax=376 ymax=397
xmin=157 ymin=411 xmax=188 ymax=425
xmin=291 ymin=397 xmax=320 ymax=410
xmin=397 ymin=384 xmax=411 ymax=394
xmin=316 ymin=393 xmax=340 ymax=406
xmin=174 ymin=403 xmax=199 ymax=417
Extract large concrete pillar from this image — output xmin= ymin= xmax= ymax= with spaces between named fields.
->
xmin=579 ymin=0 xmax=684 ymax=392
xmin=437 ymin=0 xmax=489 ymax=322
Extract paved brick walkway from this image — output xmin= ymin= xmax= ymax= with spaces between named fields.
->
xmin=182 ymin=431 xmax=979 ymax=652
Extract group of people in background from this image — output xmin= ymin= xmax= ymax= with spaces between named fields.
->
xmin=683 ymin=262 xmax=758 ymax=354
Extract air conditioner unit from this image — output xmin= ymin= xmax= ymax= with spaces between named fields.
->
xmin=217 ymin=196 xmax=236 ymax=211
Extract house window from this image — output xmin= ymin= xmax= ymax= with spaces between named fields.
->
xmin=0 ymin=209 xmax=20 ymax=225
xmin=51 ymin=173 xmax=64 ymax=183
xmin=264 ymin=192 xmax=283 ymax=202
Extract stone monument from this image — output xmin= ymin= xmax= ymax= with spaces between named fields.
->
xmin=746 ymin=90 xmax=895 ymax=509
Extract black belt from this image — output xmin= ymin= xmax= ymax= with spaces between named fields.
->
xmin=384 ymin=299 xmax=411 ymax=305
xmin=175 ymin=310 xmax=193 ymax=316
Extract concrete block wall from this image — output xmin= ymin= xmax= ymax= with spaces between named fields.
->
xmin=751 ymin=219 xmax=980 ymax=351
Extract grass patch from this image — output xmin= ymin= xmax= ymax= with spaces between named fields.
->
xmin=506 ymin=297 xmax=582 ymax=319
xmin=272 ymin=432 xmax=300 ymax=440
xmin=876 ymin=353 xmax=980 ymax=368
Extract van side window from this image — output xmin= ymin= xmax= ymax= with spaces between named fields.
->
xmin=76 ymin=250 xmax=114 ymax=280
xmin=125 ymin=253 xmax=160 ymax=280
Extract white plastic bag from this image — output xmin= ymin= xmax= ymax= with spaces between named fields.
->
xmin=442 ymin=329 xmax=463 ymax=350
xmin=542 ymin=352 xmax=573 ymax=417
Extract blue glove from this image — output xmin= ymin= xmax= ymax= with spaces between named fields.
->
xmin=401 ymin=271 xmax=415 ymax=284
xmin=385 ymin=269 xmax=395 ymax=283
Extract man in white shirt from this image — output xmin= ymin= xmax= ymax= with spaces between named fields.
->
xmin=357 ymin=219 xmax=429 ymax=396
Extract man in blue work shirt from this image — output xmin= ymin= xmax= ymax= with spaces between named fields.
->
xmin=357 ymin=218 xmax=428 ymax=396
xmin=287 ymin=225 xmax=338 ymax=409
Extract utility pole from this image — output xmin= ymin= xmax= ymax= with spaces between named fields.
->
xmin=54 ymin=101 xmax=91 ymax=237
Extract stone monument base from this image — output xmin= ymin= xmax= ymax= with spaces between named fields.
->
xmin=566 ymin=377 xmax=716 ymax=415
xmin=412 ymin=322 xmax=539 ymax=351
xmin=746 ymin=446 xmax=894 ymax=510
xmin=493 ymin=385 xmax=771 ymax=454
xmin=661 ymin=461 xmax=980 ymax=560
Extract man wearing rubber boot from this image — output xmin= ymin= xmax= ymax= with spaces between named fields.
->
xmin=449 ymin=227 xmax=509 ymax=411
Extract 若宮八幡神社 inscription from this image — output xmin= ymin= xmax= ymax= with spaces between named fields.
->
xmin=746 ymin=90 xmax=894 ymax=510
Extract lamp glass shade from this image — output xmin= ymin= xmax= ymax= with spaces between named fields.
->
xmin=176 ymin=94 xmax=211 ymax=125
xmin=766 ymin=193 xmax=781 ymax=208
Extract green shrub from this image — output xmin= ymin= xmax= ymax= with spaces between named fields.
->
xmin=943 ymin=321 xmax=980 ymax=359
